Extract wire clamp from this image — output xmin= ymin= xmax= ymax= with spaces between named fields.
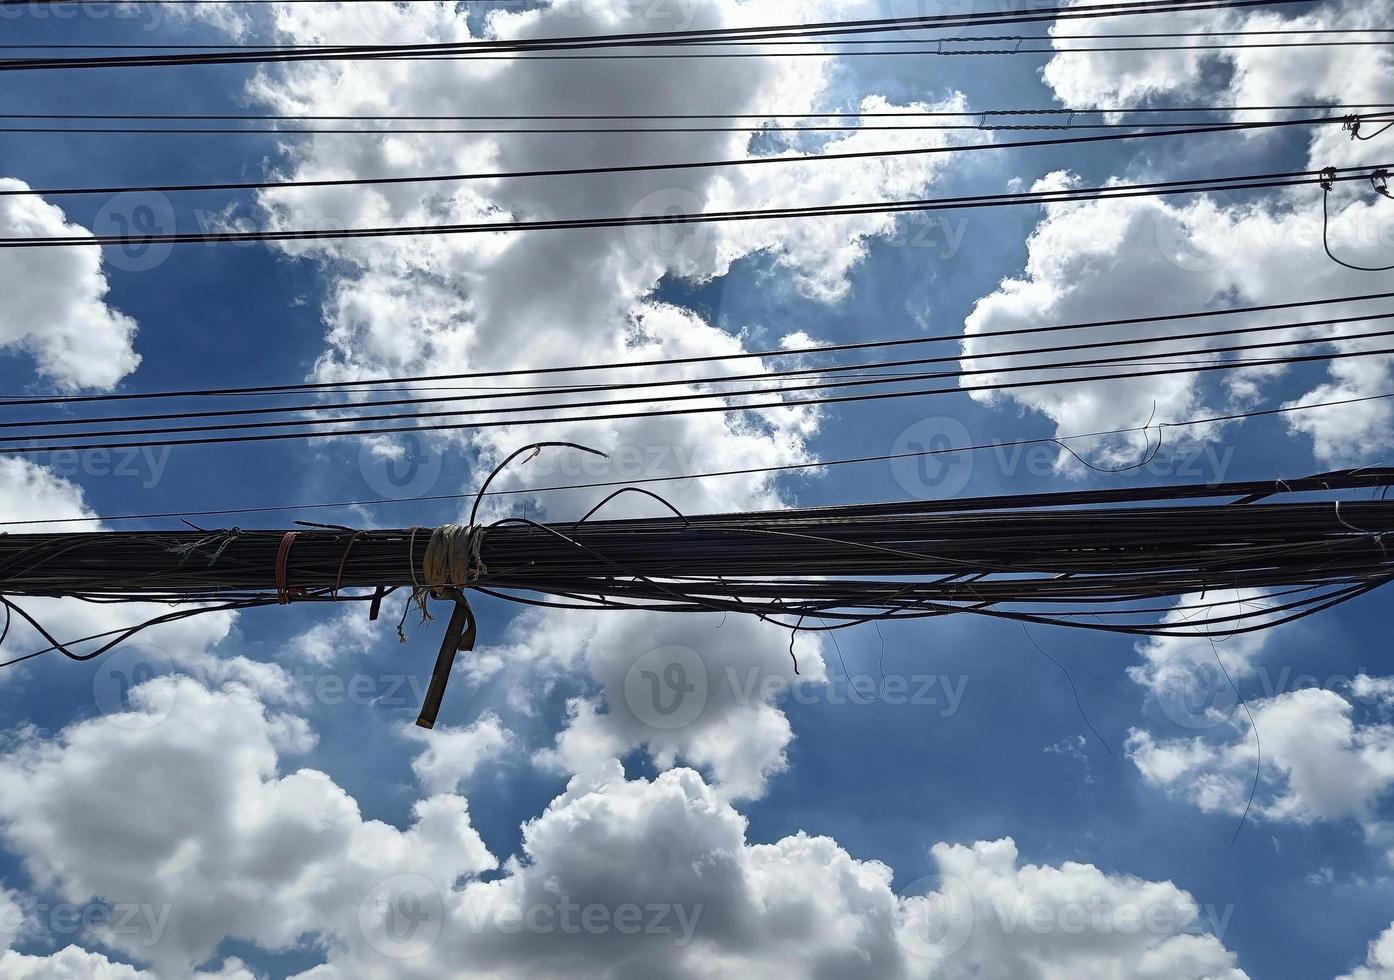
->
xmin=1372 ymin=168 xmax=1391 ymax=199
xmin=1319 ymin=166 xmax=1337 ymax=193
xmin=1344 ymin=115 xmax=1362 ymax=140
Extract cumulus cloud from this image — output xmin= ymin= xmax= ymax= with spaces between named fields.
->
xmin=482 ymin=602 xmax=825 ymax=800
xmin=0 ymin=676 xmax=495 ymax=974
xmin=174 ymin=0 xmax=1003 ymax=797
xmin=0 ymin=180 xmax=141 ymax=390
xmin=0 ymin=945 xmax=253 ymax=980
xmin=1124 ymin=593 xmax=1394 ymax=856
xmin=1127 ymin=684 xmax=1394 ymax=853
xmin=0 ymin=677 xmax=1248 ymax=978
xmin=1126 ymin=589 xmax=1278 ymax=728
xmin=0 ymin=880 xmax=251 ymax=980
xmin=1341 ymin=921 xmax=1394 ymax=980
xmin=288 ymin=608 xmax=381 ymax=667
xmin=963 ymin=0 xmax=1394 ymax=466
xmin=960 ymin=177 xmax=1394 ymax=468
xmin=403 ymin=712 xmax=511 ymax=793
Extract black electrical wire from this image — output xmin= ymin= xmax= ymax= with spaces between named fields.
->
xmin=6 ymin=104 xmax=1392 ymax=120
xmin=0 ymin=0 xmax=1319 ymax=71
xmin=8 ymin=287 xmax=1393 ymax=407
xmin=5 ymin=310 xmax=1387 ymax=433
xmin=5 ymin=335 xmax=1392 ymax=444
xmin=0 ymin=118 xmax=1371 ymax=137
xmin=12 ymin=28 xmax=1394 ymax=50
xmin=6 ymin=344 xmax=1393 ymax=455
xmin=6 ymin=38 xmax=1388 ymax=69
xmin=4 ymin=467 xmax=1394 ymax=669
xmin=3 ymin=388 xmax=1390 ymax=530
xmin=3 ymin=163 xmax=1386 ymax=249
xmin=1322 ymin=182 xmax=1394 ymax=272
xmin=3 ymin=111 xmax=1379 ymax=199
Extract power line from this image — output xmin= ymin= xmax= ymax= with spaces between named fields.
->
xmin=4 ymin=112 xmax=1377 ymax=198
xmin=0 ymin=119 xmax=1368 ymax=137
xmin=9 ymin=287 xmax=1393 ymax=407
xmin=7 ymin=310 xmax=1388 ymax=432
xmin=3 ymin=163 xmax=1386 ymax=249
xmin=7 ymin=334 xmax=1394 ymax=444
xmin=11 ymin=28 xmax=1394 ymax=50
xmin=6 ymin=38 xmax=1388 ymax=69
xmin=0 ymin=0 xmax=1317 ymax=71
xmin=5 ymin=104 xmax=1391 ymax=120
xmin=5 ymin=389 xmax=1391 ymax=529
xmin=7 ymin=344 xmax=1393 ymax=455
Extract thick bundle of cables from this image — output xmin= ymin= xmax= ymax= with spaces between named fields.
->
xmin=3 ymin=467 xmax=1392 ymax=651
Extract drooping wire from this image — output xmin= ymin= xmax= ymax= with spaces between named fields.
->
xmin=1023 ymin=623 xmax=1112 ymax=754
xmin=1321 ymin=168 xmax=1394 ymax=272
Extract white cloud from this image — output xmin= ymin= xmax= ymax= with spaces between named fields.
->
xmin=1126 ymin=590 xmax=1278 ymax=730
xmin=403 ymin=712 xmax=511 ymax=793
xmin=1127 ymin=684 xmax=1394 ymax=851
xmin=0 ymin=946 xmax=255 ymax=980
xmin=960 ymin=173 xmax=1394 ymax=467
xmin=172 ymin=0 xmax=1000 ymax=800
xmin=0 ymin=882 xmax=252 ymax=980
xmin=288 ymin=608 xmax=381 ymax=667
xmin=1126 ymin=595 xmax=1394 ymax=860
xmin=1042 ymin=0 xmax=1394 ymax=138
xmin=492 ymin=603 xmax=825 ymax=801
xmin=0 ymin=676 xmax=495 ymax=974
xmin=969 ymin=0 xmax=1394 ymax=465
xmin=0 ymin=180 xmax=141 ymax=390
xmin=911 ymin=837 xmax=1247 ymax=980
xmin=1341 ymin=921 xmax=1394 ymax=980
xmin=0 ymin=673 xmax=1247 ymax=979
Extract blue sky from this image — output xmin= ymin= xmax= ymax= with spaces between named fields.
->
xmin=1 ymin=2 xmax=1393 ymax=978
